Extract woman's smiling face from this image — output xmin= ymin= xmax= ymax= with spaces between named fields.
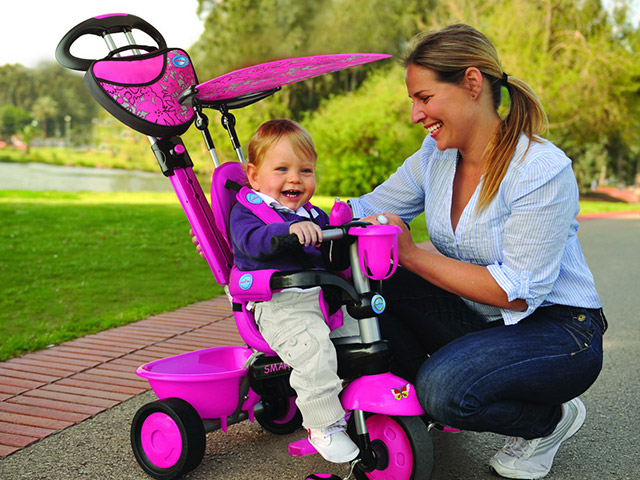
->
xmin=405 ymin=64 xmax=472 ymax=152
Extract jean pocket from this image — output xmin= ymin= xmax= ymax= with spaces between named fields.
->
xmin=593 ymin=309 xmax=608 ymax=335
xmin=561 ymin=310 xmax=595 ymax=355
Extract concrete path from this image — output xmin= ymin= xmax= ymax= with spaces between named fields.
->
xmin=1 ymin=215 xmax=638 ymax=479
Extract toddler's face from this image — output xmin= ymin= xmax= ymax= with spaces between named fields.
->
xmin=247 ymin=136 xmax=316 ymax=211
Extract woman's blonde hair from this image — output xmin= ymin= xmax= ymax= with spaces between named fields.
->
xmin=247 ymin=119 xmax=317 ymax=168
xmin=404 ymin=24 xmax=548 ymax=209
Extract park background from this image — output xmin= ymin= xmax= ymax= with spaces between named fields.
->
xmin=1 ymin=0 xmax=640 ymax=361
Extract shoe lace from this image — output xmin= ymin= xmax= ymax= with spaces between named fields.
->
xmin=321 ymin=420 xmax=347 ymax=438
xmin=503 ymin=436 xmax=537 ymax=458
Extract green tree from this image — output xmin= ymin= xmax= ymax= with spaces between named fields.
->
xmin=20 ymin=121 xmax=41 ymax=154
xmin=0 ymin=64 xmax=36 ymax=108
xmin=0 ymin=104 xmax=32 ymax=139
xmin=305 ymin=66 xmax=425 ymax=196
xmin=188 ymin=0 xmax=640 ymax=192
xmin=31 ymin=95 xmax=59 ymax=138
xmin=192 ymin=0 xmax=434 ymax=116
xmin=31 ymin=64 xmax=98 ymax=143
xmin=0 ymin=63 xmax=98 ymax=143
xmin=194 ymin=0 xmax=325 ymax=78
xmin=482 ymin=0 xmax=640 ymax=188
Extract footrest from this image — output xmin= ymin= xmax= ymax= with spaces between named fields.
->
xmin=442 ymin=426 xmax=461 ymax=433
xmin=288 ymin=438 xmax=318 ymax=457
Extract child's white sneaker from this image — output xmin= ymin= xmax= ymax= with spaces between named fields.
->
xmin=308 ymin=420 xmax=359 ymax=463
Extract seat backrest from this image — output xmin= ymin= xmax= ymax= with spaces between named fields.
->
xmin=211 ymin=163 xmax=246 ymax=245
xmin=209 ymin=162 xmax=248 ymax=284
xmin=209 ymin=162 xmax=279 ymax=355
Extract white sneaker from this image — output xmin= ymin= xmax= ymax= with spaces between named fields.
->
xmin=308 ymin=419 xmax=359 ymax=463
xmin=489 ymin=398 xmax=586 ymax=479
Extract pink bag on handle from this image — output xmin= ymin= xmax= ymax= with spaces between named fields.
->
xmin=85 ymin=48 xmax=198 ymax=137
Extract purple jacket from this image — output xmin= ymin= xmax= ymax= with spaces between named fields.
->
xmin=229 ymin=202 xmax=330 ymax=272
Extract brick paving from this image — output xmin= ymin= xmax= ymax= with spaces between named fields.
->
xmin=0 ymin=296 xmax=241 ymax=458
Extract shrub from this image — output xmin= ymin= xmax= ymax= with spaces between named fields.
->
xmin=304 ymin=65 xmax=425 ymax=196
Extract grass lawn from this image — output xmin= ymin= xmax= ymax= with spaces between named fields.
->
xmin=1 ymin=190 xmax=638 ymax=361
xmin=579 ymin=200 xmax=640 ymax=214
xmin=0 ymin=191 xmax=221 ymax=361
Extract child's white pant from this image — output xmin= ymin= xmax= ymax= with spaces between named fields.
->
xmin=253 ymin=286 xmax=359 ymax=429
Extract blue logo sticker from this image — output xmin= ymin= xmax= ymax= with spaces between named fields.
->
xmin=371 ymin=294 xmax=386 ymax=314
xmin=246 ymin=193 xmax=263 ymax=205
xmin=238 ymin=273 xmax=253 ymax=291
xmin=171 ymin=55 xmax=189 ymax=68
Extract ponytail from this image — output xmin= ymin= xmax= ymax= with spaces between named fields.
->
xmin=479 ymin=76 xmax=548 ymax=210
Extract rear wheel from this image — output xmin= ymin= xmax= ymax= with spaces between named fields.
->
xmin=255 ymin=395 xmax=303 ymax=434
xmin=352 ymin=414 xmax=433 ymax=480
xmin=131 ymin=398 xmax=206 ymax=480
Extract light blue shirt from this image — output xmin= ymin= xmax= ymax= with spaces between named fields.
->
xmin=349 ymin=134 xmax=601 ymax=325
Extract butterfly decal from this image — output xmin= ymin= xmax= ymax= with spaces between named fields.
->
xmin=391 ymin=383 xmax=410 ymax=400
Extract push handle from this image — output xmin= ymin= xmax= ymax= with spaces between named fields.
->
xmin=55 ymin=13 xmax=167 ymax=71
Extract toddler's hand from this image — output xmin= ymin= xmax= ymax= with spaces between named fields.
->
xmin=289 ymin=221 xmax=323 ymax=247
xmin=189 ymin=229 xmax=204 ymax=258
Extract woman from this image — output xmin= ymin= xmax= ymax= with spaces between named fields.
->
xmin=349 ymin=24 xmax=607 ymax=480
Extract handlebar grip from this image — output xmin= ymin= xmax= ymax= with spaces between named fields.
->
xmin=271 ymin=226 xmax=349 ymax=253
xmin=271 ymin=234 xmax=304 ymax=253
xmin=55 ymin=13 xmax=167 ymax=71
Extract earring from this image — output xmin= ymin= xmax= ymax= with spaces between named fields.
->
xmin=471 ymin=93 xmax=477 ymax=99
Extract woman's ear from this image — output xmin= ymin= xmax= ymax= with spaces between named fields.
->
xmin=464 ymin=67 xmax=484 ymax=98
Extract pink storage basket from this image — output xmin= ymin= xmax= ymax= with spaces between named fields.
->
xmin=136 ymin=346 xmax=253 ymax=426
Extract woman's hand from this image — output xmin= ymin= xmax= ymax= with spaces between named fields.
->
xmin=361 ymin=212 xmax=417 ymax=265
xmin=289 ymin=221 xmax=323 ymax=247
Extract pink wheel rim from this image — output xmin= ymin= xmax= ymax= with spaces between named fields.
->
xmin=140 ymin=412 xmax=183 ymax=469
xmin=274 ymin=397 xmax=298 ymax=425
xmin=364 ymin=415 xmax=413 ymax=480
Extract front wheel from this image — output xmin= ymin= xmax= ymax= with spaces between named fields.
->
xmin=353 ymin=415 xmax=434 ymax=480
xmin=131 ymin=398 xmax=206 ymax=480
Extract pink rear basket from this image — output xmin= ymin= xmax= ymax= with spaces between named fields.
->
xmin=136 ymin=346 xmax=252 ymax=422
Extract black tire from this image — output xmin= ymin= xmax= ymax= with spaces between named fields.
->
xmin=131 ymin=398 xmax=206 ymax=480
xmin=352 ymin=414 xmax=434 ymax=480
xmin=255 ymin=395 xmax=303 ymax=435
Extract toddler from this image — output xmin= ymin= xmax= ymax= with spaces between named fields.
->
xmin=229 ymin=119 xmax=360 ymax=463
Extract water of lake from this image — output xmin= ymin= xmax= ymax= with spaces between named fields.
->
xmin=0 ymin=162 xmax=173 ymax=192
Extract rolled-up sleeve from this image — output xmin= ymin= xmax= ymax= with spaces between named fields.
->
xmin=487 ymin=262 xmax=532 ymax=303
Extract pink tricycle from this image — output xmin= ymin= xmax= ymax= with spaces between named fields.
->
xmin=56 ymin=14 xmax=436 ymax=480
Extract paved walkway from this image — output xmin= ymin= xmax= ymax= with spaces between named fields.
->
xmin=0 ymin=296 xmax=241 ymax=458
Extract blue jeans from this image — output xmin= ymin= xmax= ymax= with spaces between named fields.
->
xmin=379 ymin=268 xmax=607 ymax=439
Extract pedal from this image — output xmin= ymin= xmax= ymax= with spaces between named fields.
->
xmin=289 ymin=437 xmax=317 ymax=457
